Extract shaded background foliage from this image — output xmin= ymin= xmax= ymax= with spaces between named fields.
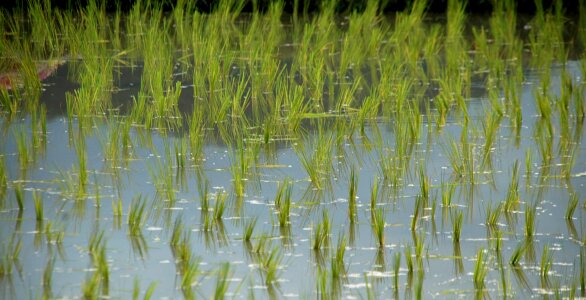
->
xmin=0 ymin=0 xmax=582 ymax=15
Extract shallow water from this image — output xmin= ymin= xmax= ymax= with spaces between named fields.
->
xmin=1 ymin=10 xmax=586 ymax=300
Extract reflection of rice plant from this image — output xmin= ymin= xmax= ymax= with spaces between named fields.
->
xmin=42 ymin=257 xmax=54 ymax=299
xmin=0 ymin=237 xmax=22 ymax=279
xmin=213 ymin=263 xmax=231 ymax=299
xmin=579 ymin=248 xmax=586 ymax=294
xmin=261 ymin=246 xmax=283 ymax=285
xmin=0 ymin=157 xmax=6 ymax=202
xmin=565 ymin=193 xmax=578 ymax=220
xmin=393 ymin=252 xmax=401 ymax=291
xmin=452 ymin=210 xmax=463 ymax=243
xmin=331 ymin=234 xmax=347 ymax=280
xmin=411 ymin=195 xmax=423 ymax=231
xmin=509 ymin=241 xmax=526 ymax=267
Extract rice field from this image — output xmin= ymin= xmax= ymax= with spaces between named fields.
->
xmin=1 ymin=0 xmax=586 ymax=298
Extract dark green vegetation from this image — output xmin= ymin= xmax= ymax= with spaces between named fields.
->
xmin=0 ymin=0 xmax=585 ymax=298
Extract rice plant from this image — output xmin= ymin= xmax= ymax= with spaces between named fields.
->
xmin=331 ymin=234 xmax=347 ymax=281
xmin=372 ymin=208 xmax=385 ymax=248
xmin=14 ymin=183 xmax=24 ymax=212
xmin=276 ymin=180 xmax=292 ymax=227
xmin=369 ymin=180 xmax=379 ymax=220
xmin=486 ymin=202 xmax=502 ymax=228
xmin=504 ymin=161 xmax=521 ymax=213
xmin=213 ymin=263 xmax=231 ymax=300
xmin=261 ymin=246 xmax=283 ymax=286
xmin=243 ymin=217 xmax=257 ymax=243
xmin=473 ymin=248 xmax=488 ymax=293
xmin=524 ymin=204 xmax=536 ymax=238
xmin=33 ymin=190 xmax=43 ymax=221
xmin=540 ymin=244 xmax=553 ymax=279
xmin=348 ymin=167 xmax=358 ymax=224
xmin=312 ymin=211 xmax=331 ymax=250
xmin=213 ymin=191 xmax=227 ymax=221
xmin=128 ymin=195 xmax=147 ymax=236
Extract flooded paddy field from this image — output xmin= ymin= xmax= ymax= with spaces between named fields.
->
xmin=1 ymin=0 xmax=586 ymax=298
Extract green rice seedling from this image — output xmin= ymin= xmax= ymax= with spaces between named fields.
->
xmin=213 ymin=191 xmax=227 ymax=221
xmin=524 ymin=204 xmax=536 ymax=238
xmin=369 ymin=180 xmax=379 ymax=220
xmin=75 ymin=138 xmax=87 ymax=195
xmin=348 ymin=167 xmax=358 ymax=224
xmin=566 ymin=193 xmax=579 ymax=220
xmin=14 ymin=127 xmax=31 ymax=170
xmin=473 ymin=248 xmax=488 ymax=293
xmin=504 ymin=161 xmax=521 ymax=213
xmin=372 ymin=208 xmax=385 ymax=248
xmin=14 ymin=183 xmax=24 ymax=212
xmin=405 ymin=245 xmax=414 ymax=274
xmin=180 ymin=257 xmax=201 ymax=298
xmin=295 ymin=134 xmax=334 ymax=189
xmin=278 ymin=185 xmax=292 ymax=228
xmin=411 ymin=195 xmax=422 ymax=232
xmin=312 ymin=211 xmax=331 ymax=250
xmin=452 ymin=210 xmax=463 ymax=243
xmin=441 ymin=183 xmax=455 ymax=208
xmin=418 ymin=166 xmax=429 ymax=205
xmin=33 ymin=190 xmax=43 ymax=221
xmin=415 ymin=269 xmax=424 ymax=300
xmin=144 ymin=282 xmax=157 ymax=300
xmin=133 ymin=278 xmax=140 ymax=300
xmin=525 ymin=149 xmax=532 ymax=189
xmin=128 ymin=195 xmax=147 ymax=236
xmin=509 ymin=241 xmax=526 ymax=267
xmin=486 ymin=202 xmax=503 ymax=228
xmin=262 ymin=246 xmax=283 ymax=286
xmin=214 ymin=263 xmax=231 ymax=300
xmin=254 ymin=233 xmax=270 ymax=255
xmin=331 ymin=234 xmax=347 ymax=281
xmin=243 ymin=217 xmax=257 ymax=243
xmin=230 ymin=144 xmax=249 ymax=198
xmin=481 ymin=112 xmax=501 ymax=170
xmin=170 ymin=218 xmax=184 ymax=248
xmin=112 ymin=198 xmax=122 ymax=219
xmin=540 ymin=244 xmax=553 ymax=279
